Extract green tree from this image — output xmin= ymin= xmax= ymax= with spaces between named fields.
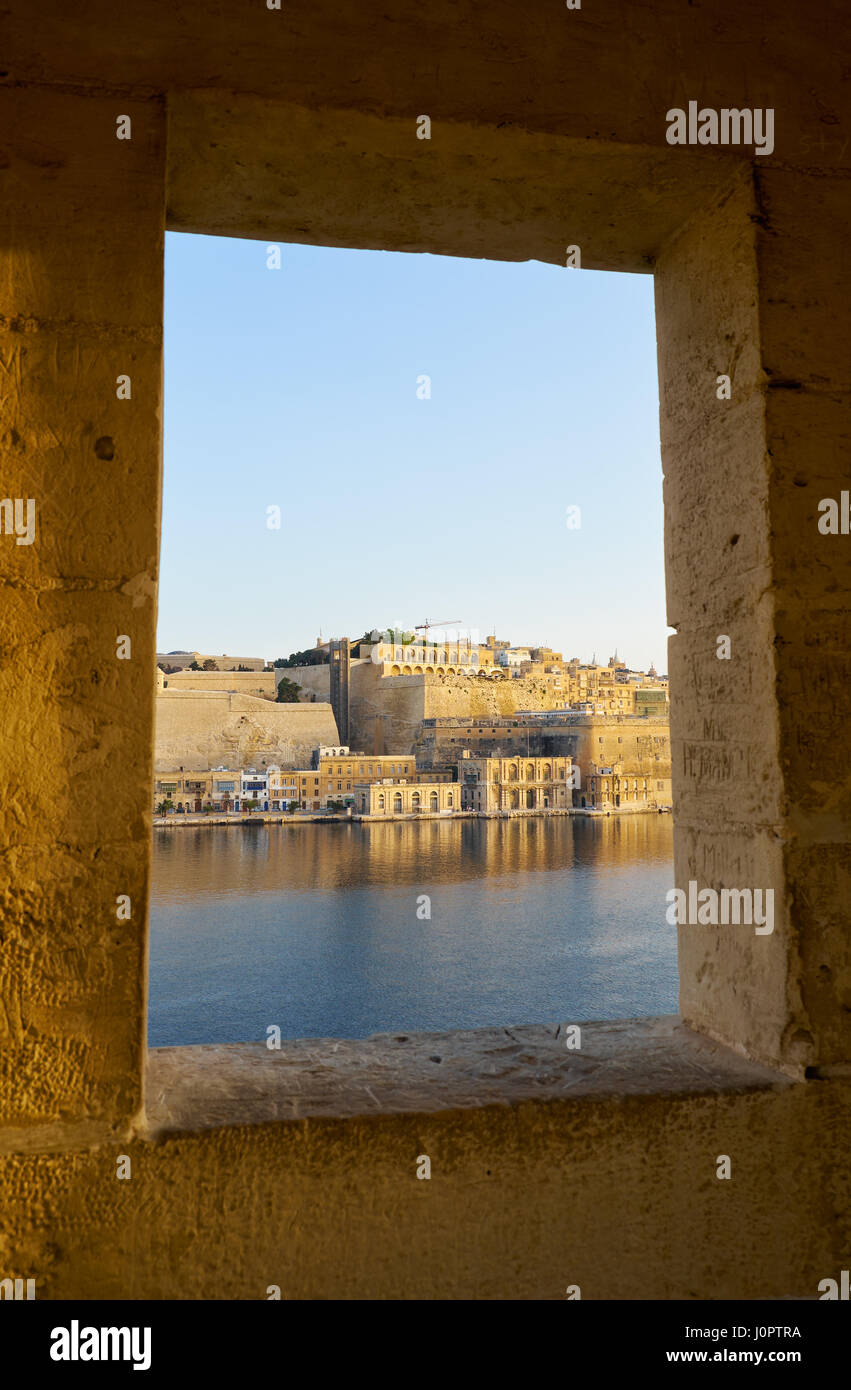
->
xmin=201 ymin=658 xmax=218 ymax=670
xmin=156 ymin=799 xmax=174 ymax=815
xmin=276 ymin=677 xmax=302 ymax=703
xmin=188 ymin=661 xmax=201 ymax=670
xmin=279 ymin=647 xmax=329 ymax=667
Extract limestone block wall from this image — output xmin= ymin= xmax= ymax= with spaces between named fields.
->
xmin=575 ymin=722 xmax=672 ymax=784
xmin=0 ymin=83 xmax=167 ymax=1133
xmin=157 ymin=651 xmax=266 ymax=671
xmin=154 ymin=692 xmax=339 ymax=770
xmin=350 ymin=665 xmax=571 ymax=752
xmin=656 ymin=164 xmax=851 ymax=1072
xmin=160 ymin=670 xmax=276 ymax=698
xmin=279 ymin=661 xmax=331 ymax=702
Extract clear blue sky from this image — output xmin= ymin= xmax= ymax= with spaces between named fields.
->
xmin=160 ymin=233 xmax=671 ymax=672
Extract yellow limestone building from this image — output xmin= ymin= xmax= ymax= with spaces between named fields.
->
xmin=459 ymin=755 xmax=574 ymax=812
xmin=269 ymin=751 xmax=420 ymax=809
xmin=356 ymin=780 xmax=458 ymax=817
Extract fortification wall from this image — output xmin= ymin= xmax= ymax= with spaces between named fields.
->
xmin=280 ymin=662 xmax=331 ymax=701
xmin=350 ymin=666 xmax=568 ymax=752
xmin=161 ymin=670 xmax=277 ymax=698
xmin=154 ymin=692 xmax=339 ymax=770
xmin=548 ymin=721 xmax=672 ymax=798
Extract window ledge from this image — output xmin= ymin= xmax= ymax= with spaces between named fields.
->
xmin=144 ymin=1015 xmax=794 ymax=1138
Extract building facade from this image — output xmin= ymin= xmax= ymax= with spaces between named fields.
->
xmin=583 ymin=765 xmax=672 ymax=811
xmin=356 ymin=781 xmax=458 ymax=816
xmin=361 ymin=638 xmax=502 ymax=677
xmin=154 ymin=768 xmax=240 ymax=812
xmin=459 ymin=755 xmax=574 ymax=812
xmin=239 ymin=769 xmax=269 ymax=810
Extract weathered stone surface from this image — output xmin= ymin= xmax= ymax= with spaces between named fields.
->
xmin=145 ymin=1018 xmax=791 ymax=1134
xmin=154 ymin=691 xmax=339 ymax=771
xmin=0 ymin=87 xmax=165 ymax=1131
xmin=0 ymin=1021 xmax=848 ymax=1300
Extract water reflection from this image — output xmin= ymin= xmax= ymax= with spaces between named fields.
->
xmin=149 ymin=816 xmax=676 ymax=1046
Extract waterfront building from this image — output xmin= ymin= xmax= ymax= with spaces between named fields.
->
xmin=267 ymin=751 xmax=428 ymax=810
xmin=267 ymin=768 xmax=301 ymax=808
xmin=459 ymin=755 xmax=574 ymax=813
xmin=238 ymin=769 xmax=269 ymax=810
xmin=310 ymin=745 xmax=350 ymax=765
xmin=584 ymin=764 xmax=671 ymax=811
xmin=154 ymin=768 xmax=240 ymax=813
xmin=314 ymin=751 xmax=427 ymax=807
xmin=355 ymin=781 xmax=458 ymax=817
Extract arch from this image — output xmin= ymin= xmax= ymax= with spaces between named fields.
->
xmin=390 ymin=665 xmax=401 ymax=676
xmin=413 ymin=665 xmax=423 ymax=674
xmin=447 ymin=791 xmax=454 ymax=808
xmin=378 ymin=793 xmax=385 ymax=810
xmin=543 ymin=763 xmax=552 ymax=779
xmin=412 ymin=791 xmax=421 ymax=810
xmin=402 ymin=665 xmax=412 ymax=675
xmin=429 ymin=791 xmax=439 ymax=811
xmin=393 ymin=792 xmax=403 ymax=813
xmin=526 ymin=762 xmax=536 ymax=780
xmin=425 ymin=666 xmax=434 ymax=674
xmin=509 ymin=762 xmax=518 ymax=780
xmin=511 ymin=789 xmax=520 ymax=808
xmin=526 ymin=788 xmax=536 ymax=809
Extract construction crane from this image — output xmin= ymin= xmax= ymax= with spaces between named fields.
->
xmin=414 ymin=618 xmax=462 ymax=639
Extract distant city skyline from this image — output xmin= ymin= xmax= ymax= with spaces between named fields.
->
xmin=160 ymin=234 xmax=671 ymax=671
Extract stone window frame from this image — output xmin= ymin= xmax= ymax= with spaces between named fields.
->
xmin=2 ymin=54 xmax=842 ymax=1211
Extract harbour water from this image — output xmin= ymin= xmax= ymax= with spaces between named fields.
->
xmin=148 ymin=814 xmax=677 ymax=1046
